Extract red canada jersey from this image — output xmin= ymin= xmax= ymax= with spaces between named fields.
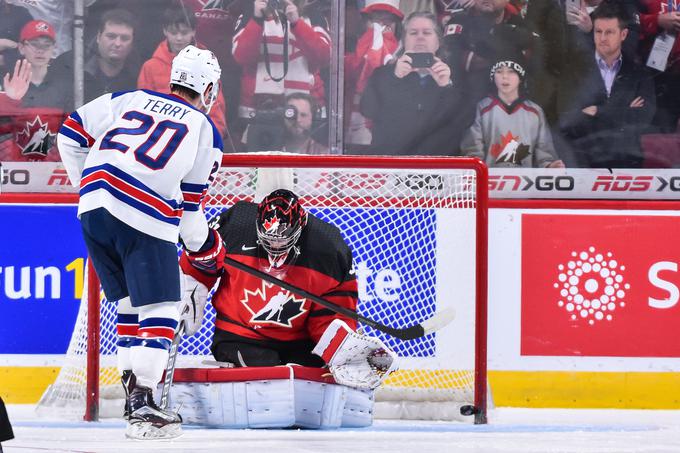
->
xmin=183 ymin=201 xmax=358 ymax=344
xmin=0 ymin=96 xmax=66 ymax=162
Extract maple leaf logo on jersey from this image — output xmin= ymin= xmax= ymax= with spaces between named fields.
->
xmin=241 ymin=281 xmax=307 ymax=327
xmin=263 ymin=214 xmax=281 ymax=233
xmin=17 ymin=115 xmax=56 ymax=157
xmin=490 ymin=131 xmax=530 ymax=165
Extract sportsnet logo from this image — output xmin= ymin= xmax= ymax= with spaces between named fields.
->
xmin=522 ymin=214 xmax=680 ymax=357
xmin=554 ymin=247 xmax=629 ymax=325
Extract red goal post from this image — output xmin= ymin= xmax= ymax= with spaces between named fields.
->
xmin=39 ymin=154 xmax=489 ymax=424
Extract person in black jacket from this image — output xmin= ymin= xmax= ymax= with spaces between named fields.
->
xmin=0 ymin=396 xmax=13 ymax=452
xmin=359 ymin=11 xmax=463 ymax=155
xmin=558 ymin=2 xmax=654 ymax=168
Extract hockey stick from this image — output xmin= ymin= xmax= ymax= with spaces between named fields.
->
xmin=224 ymin=257 xmax=455 ymax=341
xmin=159 ymin=321 xmax=185 ymax=410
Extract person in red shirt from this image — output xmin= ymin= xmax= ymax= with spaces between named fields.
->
xmin=232 ymin=0 xmax=331 ymax=146
xmin=137 ymin=7 xmax=227 ymax=136
xmin=344 ymin=0 xmax=404 ymax=149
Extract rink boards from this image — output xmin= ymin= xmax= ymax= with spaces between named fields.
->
xmin=1 ymin=202 xmax=680 ymax=408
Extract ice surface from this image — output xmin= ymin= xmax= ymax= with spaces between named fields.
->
xmin=4 ymin=405 xmax=680 ymax=453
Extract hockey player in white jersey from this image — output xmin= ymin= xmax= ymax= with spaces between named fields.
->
xmin=57 ymin=46 xmax=225 ymax=440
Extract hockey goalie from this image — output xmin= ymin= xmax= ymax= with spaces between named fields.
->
xmin=174 ymin=189 xmax=399 ymax=428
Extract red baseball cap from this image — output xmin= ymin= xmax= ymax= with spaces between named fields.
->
xmin=362 ymin=0 xmax=404 ymax=20
xmin=20 ymin=20 xmax=56 ymax=42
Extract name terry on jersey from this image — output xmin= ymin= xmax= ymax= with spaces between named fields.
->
xmin=142 ymin=98 xmax=192 ymax=120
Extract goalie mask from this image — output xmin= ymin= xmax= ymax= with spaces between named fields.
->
xmin=256 ymin=189 xmax=307 ymax=268
xmin=170 ymin=45 xmax=221 ymax=113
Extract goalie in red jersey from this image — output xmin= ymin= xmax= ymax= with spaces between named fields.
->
xmin=179 ymin=189 xmax=397 ymax=389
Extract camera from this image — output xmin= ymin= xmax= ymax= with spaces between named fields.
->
xmin=247 ymin=104 xmax=298 ymax=152
xmin=268 ymin=0 xmax=285 ymax=12
xmin=406 ymin=52 xmax=435 ymax=69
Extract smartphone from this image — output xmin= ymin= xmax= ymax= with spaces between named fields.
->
xmin=565 ymin=0 xmax=581 ymax=24
xmin=406 ymin=52 xmax=435 ymax=68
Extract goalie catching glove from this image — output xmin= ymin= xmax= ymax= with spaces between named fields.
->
xmin=182 ymin=228 xmax=225 ymax=277
xmin=179 ymin=274 xmax=210 ymax=336
xmin=312 ymin=319 xmax=398 ymax=390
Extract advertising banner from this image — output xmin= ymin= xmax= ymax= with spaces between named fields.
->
xmin=521 ymin=214 xmax=680 ymax=357
xmin=0 ymin=205 xmax=85 ymax=353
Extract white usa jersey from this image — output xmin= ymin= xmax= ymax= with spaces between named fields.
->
xmin=57 ymin=89 xmax=223 ymax=250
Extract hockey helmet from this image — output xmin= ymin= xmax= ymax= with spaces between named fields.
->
xmin=256 ymin=189 xmax=308 ymax=265
xmin=170 ymin=45 xmax=221 ymax=113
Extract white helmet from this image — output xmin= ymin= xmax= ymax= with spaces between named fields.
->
xmin=170 ymin=45 xmax=221 ymax=113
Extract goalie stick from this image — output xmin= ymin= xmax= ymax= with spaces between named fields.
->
xmin=224 ymin=257 xmax=455 ymax=341
xmin=159 ymin=321 xmax=185 ymax=410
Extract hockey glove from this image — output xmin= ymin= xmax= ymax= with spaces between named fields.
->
xmin=183 ymin=228 xmax=225 ymax=277
xmin=312 ymin=319 xmax=398 ymax=390
xmin=179 ymin=274 xmax=209 ymax=336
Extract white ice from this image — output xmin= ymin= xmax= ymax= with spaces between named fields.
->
xmin=4 ymin=405 xmax=680 ymax=453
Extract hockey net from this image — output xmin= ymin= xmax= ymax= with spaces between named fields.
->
xmin=36 ymin=154 xmax=488 ymax=423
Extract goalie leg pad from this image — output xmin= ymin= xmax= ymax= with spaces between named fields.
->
xmin=169 ymin=379 xmax=296 ymax=428
xmin=167 ymin=366 xmax=374 ymax=429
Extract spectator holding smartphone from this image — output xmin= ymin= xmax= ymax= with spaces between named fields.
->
xmin=460 ymin=55 xmax=564 ymax=167
xmin=360 ymin=11 xmax=462 ymax=155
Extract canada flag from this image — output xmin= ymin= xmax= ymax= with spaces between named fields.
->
xmin=521 ymin=214 xmax=680 ymax=357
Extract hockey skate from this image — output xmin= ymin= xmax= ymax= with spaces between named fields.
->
xmin=121 ymin=370 xmax=135 ymax=420
xmin=125 ymin=385 xmax=182 ymax=440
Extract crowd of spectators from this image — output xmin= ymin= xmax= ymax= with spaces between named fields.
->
xmin=0 ymin=0 xmax=678 ymax=168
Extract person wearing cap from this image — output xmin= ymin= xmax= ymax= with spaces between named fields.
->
xmin=345 ymin=0 xmax=404 ymax=149
xmin=460 ymin=56 xmax=564 ymax=167
xmin=441 ymin=0 xmax=540 ymax=130
xmin=0 ymin=19 xmax=72 ymax=163
xmin=2 ymin=19 xmax=73 ymax=112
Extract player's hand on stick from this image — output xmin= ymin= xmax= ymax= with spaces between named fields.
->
xmin=179 ymin=274 xmax=209 ymax=336
xmin=183 ymin=229 xmax=225 ymax=277
xmin=312 ymin=319 xmax=398 ymax=390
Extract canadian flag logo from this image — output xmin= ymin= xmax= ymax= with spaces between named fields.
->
xmin=521 ymin=214 xmax=680 ymax=357
xmin=554 ymin=247 xmax=630 ymax=325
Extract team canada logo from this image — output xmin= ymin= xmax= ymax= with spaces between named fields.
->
xmin=35 ymin=22 xmax=50 ymax=33
xmin=17 ymin=115 xmax=56 ymax=158
xmin=491 ymin=131 xmax=530 ymax=165
xmin=263 ymin=214 xmax=281 ymax=233
xmin=241 ymin=281 xmax=306 ymax=327
xmin=553 ymin=246 xmax=630 ymax=325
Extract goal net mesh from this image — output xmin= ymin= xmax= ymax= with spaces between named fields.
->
xmin=36 ymin=157 xmax=485 ymax=422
